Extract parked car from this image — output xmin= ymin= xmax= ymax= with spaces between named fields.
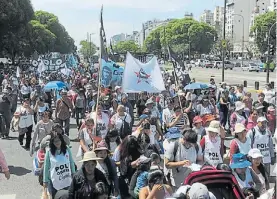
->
xmin=204 ymin=60 xmax=213 ymax=68
xmin=213 ymin=61 xmax=222 ymax=68
xmin=216 ymin=60 xmax=234 ymax=70
xmin=242 ymin=63 xmax=259 ymax=72
xmin=195 ymin=59 xmax=204 ymax=67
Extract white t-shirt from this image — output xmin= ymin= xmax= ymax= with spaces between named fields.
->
xmin=21 ymin=85 xmax=31 ymax=95
xmin=90 ymin=112 xmax=110 ymax=138
xmin=110 ymin=113 xmax=132 ymax=131
xmin=162 ymin=108 xmax=174 ymax=125
xmin=263 ymin=89 xmax=275 ymax=103
xmin=164 ymin=140 xmax=203 ymax=187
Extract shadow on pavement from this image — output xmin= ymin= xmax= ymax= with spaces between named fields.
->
xmin=8 ymin=166 xmax=32 ymax=176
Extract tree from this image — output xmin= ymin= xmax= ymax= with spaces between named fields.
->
xmin=144 ymin=18 xmax=217 ymax=57
xmin=79 ymin=40 xmax=97 ymax=59
xmin=250 ymin=11 xmax=276 ymax=54
xmin=114 ymin=40 xmax=140 ymax=54
xmin=28 ymin=20 xmax=56 ymax=54
xmin=34 ymin=11 xmax=76 ymax=53
xmin=0 ymin=0 xmax=34 ymax=60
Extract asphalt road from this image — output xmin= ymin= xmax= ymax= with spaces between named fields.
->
xmin=189 ymin=67 xmax=276 ymax=89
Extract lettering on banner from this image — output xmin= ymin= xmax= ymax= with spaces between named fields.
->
xmin=55 ymin=164 xmax=70 ymax=181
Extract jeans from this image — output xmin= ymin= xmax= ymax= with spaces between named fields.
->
xmin=219 ymin=110 xmax=228 ymax=128
xmin=18 ymin=125 xmax=33 ymax=148
xmin=0 ymin=111 xmax=11 ymax=136
xmin=57 ymin=118 xmax=70 ymax=135
xmin=75 ymin=107 xmax=84 ymax=128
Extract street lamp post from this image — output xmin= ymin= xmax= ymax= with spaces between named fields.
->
xmin=233 ymin=14 xmax=245 ymax=68
xmin=266 ymin=22 xmax=277 ymax=83
xmin=89 ymin=33 xmax=94 ymax=62
xmin=222 ymin=0 xmax=227 ymax=82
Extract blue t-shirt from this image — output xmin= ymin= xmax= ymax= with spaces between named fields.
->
xmin=135 ymin=171 xmax=148 ymax=190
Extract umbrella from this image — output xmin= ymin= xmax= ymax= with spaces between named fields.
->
xmin=184 ymin=83 xmax=208 ymax=90
xmin=44 ymin=81 xmax=66 ymax=90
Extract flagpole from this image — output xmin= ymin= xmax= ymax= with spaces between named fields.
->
xmin=164 ymin=26 xmax=182 ymax=110
xmin=93 ymin=6 xmax=105 ymax=144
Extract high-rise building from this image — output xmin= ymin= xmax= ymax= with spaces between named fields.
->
xmin=199 ymin=10 xmax=214 ymax=25
xmin=111 ymin=33 xmax=126 ymax=45
xmin=225 ymin=0 xmax=271 ymax=55
xmin=213 ymin=6 xmax=224 ymax=38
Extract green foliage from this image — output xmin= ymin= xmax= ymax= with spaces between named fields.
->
xmin=0 ymin=2 xmax=76 ymax=60
xmin=144 ymin=18 xmax=217 ymax=56
xmin=114 ymin=40 xmax=140 ymax=54
xmin=79 ymin=40 xmax=97 ymax=59
xmin=250 ymin=11 xmax=276 ymax=54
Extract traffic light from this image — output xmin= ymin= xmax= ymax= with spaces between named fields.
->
xmin=260 ymin=56 xmax=265 ymax=63
xmin=269 ymin=44 xmax=275 ymax=55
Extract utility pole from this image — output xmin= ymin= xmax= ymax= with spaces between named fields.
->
xmin=266 ymin=22 xmax=277 ymax=83
xmin=222 ymin=0 xmax=227 ymax=82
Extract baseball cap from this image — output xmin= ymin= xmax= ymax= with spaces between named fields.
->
xmin=189 ymin=183 xmax=210 ymax=199
xmin=248 ymin=148 xmax=263 ymax=159
xmin=257 ymin=117 xmax=267 ymax=123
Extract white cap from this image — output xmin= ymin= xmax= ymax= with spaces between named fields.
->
xmin=257 ymin=117 xmax=267 ymax=123
xmin=248 ymin=148 xmax=263 ymax=158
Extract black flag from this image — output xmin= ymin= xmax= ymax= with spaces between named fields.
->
xmin=167 ymin=45 xmax=191 ymax=85
xmin=100 ymin=6 xmax=108 ymax=61
xmin=109 ymin=39 xmax=115 ymax=61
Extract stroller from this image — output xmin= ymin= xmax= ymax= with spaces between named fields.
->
xmin=183 ymin=167 xmax=246 ymax=199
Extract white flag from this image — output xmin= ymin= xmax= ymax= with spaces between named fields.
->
xmin=16 ymin=66 xmax=20 ymax=78
xmin=122 ymin=52 xmax=165 ymax=93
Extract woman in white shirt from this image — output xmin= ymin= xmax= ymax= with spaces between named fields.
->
xmin=18 ymin=99 xmax=34 ymax=150
xmin=34 ymin=97 xmax=50 ymax=124
xmin=20 ymin=79 xmax=31 ymax=99
xmin=90 ymin=103 xmax=110 ymax=139
xmin=248 ymin=148 xmax=270 ymax=195
xmin=110 ymin=105 xmax=131 ymax=133
xmin=263 ymin=83 xmax=275 ymax=103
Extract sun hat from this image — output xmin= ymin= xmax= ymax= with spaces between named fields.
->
xmin=230 ymin=153 xmax=251 ymax=169
xmin=79 ymin=151 xmax=103 ymax=162
xmin=188 ymin=183 xmax=210 ymax=199
xmin=94 ymin=140 xmax=110 ymax=152
xmin=248 ymin=148 xmax=263 ymax=159
xmin=193 ymin=116 xmax=203 ymax=124
xmin=164 ymin=127 xmax=182 ymax=140
xmin=145 ymin=99 xmax=154 ymax=106
xmin=206 ymin=120 xmax=220 ymax=133
xmin=234 ymin=123 xmax=246 ymax=134
xmin=235 ymin=101 xmax=245 ymax=111
xmin=254 ymin=103 xmax=264 ymax=110
xmin=257 ymin=116 xmax=267 ymax=123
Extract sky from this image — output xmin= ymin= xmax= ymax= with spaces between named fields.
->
xmin=31 ymin=0 xmax=223 ymax=47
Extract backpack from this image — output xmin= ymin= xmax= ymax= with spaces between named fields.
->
xmin=75 ymin=96 xmax=84 ymax=108
xmin=119 ymin=115 xmax=131 ymax=139
xmin=172 ymin=140 xmax=199 ymax=172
